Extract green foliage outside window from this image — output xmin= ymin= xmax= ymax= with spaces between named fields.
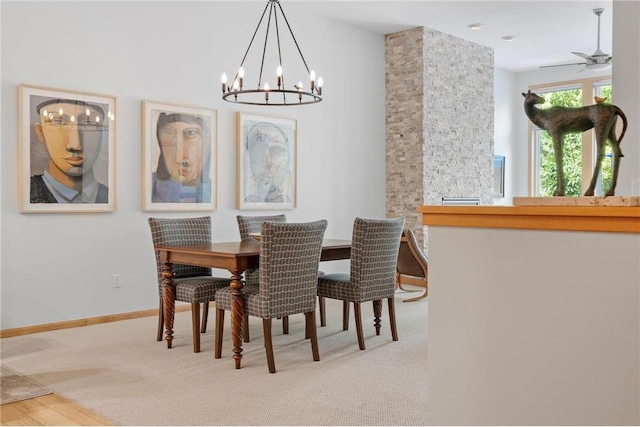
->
xmin=537 ymin=89 xmax=583 ymax=196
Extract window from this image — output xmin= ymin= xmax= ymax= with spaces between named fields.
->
xmin=529 ymin=77 xmax=612 ymax=196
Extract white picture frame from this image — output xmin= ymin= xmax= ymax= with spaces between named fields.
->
xmin=142 ymin=100 xmax=217 ymax=211
xmin=236 ymin=112 xmax=297 ymax=210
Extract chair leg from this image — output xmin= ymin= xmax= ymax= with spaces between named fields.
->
xmin=373 ymin=299 xmax=382 ymax=336
xmin=282 ymin=316 xmax=289 ymax=334
xmin=262 ymin=318 xmax=276 ymax=374
xmin=191 ymin=303 xmax=201 ymax=353
xmin=215 ymin=308 xmax=224 ymax=359
xmin=243 ymin=314 xmax=250 ymax=342
xmin=388 ymin=297 xmax=399 ymax=341
xmin=319 ymin=297 xmax=326 ymax=327
xmin=306 ymin=311 xmax=320 ymax=361
xmin=157 ymin=299 xmax=164 ymax=341
xmin=342 ymin=301 xmax=350 ymax=331
xmin=353 ymin=302 xmax=365 ymax=350
xmin=201 ymin=302 xmax=209 ymax=333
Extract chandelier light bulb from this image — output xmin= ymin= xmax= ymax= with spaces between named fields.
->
xmin=317 ymin=76 xmax=323 ymax=95
xmin=309 ymin=70 xmax=316 ymax=92
xmin=264 ymin=82 xmax=270 ymax=101
xmin=86 ymin=108 xmax=90 ymax=116
xmin=221 ymin=73 xmax=228 ymax=93
xmin=70 ymin=115 xmax=75 ymax=122
xmin=276 ymin=65 xmax=283 ymax=88
xmin=238 ymin=67 xmax=245 ymax=89
xmin=59 ymin=108 xmax=63 ymax=116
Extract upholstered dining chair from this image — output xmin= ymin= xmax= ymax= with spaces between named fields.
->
xmin=148 ymin=217 xmax=231 ymax=353
xmin=215 ymin=220 xmax=328 ymax=373
xmin=317 ymin=217 xmax=405 ymax=350
xmin=236 ymin=214 xmax=288 ymax=339
xmin=396 ymin=228 xmax=428 ymax=302
xmin=237 ymin=214 xmax=287 ymax=286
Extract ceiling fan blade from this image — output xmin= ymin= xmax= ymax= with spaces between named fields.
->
xmin=540 ymin=62 xmax=587 ymax=69
xmin=572 ymin=51 xmax=591 ymax=59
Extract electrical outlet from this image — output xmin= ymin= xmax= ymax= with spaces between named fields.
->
xmin=112 ymin=274 xmax=122 ymax=288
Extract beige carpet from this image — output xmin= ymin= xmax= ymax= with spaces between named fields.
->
xmin=0 ymin=292 xmax=428 ymax=426
xmin=0 ymin=365 xmax=52 ymax=404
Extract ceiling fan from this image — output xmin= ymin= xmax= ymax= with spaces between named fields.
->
xmin=540 ymin=8 xmax=612 ymax=72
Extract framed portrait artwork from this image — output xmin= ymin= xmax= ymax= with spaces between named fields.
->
xmin=236 ymin=113 xmax=297 ymax=210
xmin=493 ymin=155 xmax=505 ymax=198
xmin=18 ymin=84 xmax=116 ymax=213
xmin=142 ymin=101 xmax=217 ymax=211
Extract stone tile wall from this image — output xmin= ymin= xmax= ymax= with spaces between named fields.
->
xmin=386 ymin=26 xmax=494 ymax=247
xmin=385 ymin=27 xmax=426 ymax=243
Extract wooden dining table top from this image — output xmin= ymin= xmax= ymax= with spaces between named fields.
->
xmin=156 ymin=238 xmax=352 ymax=260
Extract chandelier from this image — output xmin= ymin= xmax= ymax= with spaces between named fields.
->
xmin=221 ymin=0 xmax=323 ymax=106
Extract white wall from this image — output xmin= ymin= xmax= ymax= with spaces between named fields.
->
xmin=493 ymin=67 xmax=517 ymax=205
xmin=427 ymin=225 xmax=640 ymax=425
xmin=0 ymin=2 xmax=387 ymax=329
xmin=612 ymin=0 xmax=640 ymax=196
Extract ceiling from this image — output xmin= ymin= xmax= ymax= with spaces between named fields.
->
xmin=292 ymin=0 xmax=614 ymax=72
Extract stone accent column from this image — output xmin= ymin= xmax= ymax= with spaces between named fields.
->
xmin=385 ymin=28 xmax=426 ymax=244
xmin=386 ymin=26 xmax=495 ymax=247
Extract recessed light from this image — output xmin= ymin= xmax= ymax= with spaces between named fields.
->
xmin=501 ymin=35 xmax=515 ymax=41
xmin=467 ymin=23 xmax=482 ymax=30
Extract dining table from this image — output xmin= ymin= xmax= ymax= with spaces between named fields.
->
xmin=156 ymin=238 xmax=352 ymax=369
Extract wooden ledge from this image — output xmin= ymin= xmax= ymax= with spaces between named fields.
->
xmin=418 ymin=205 xmax=640 ymax=233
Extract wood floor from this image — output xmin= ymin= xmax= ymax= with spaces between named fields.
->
xmin=1 ymin=394 xmax=113 ymax=426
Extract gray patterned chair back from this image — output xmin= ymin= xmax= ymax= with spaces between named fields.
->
xmin=258 ymin=220 xmax=327 ymax=318
xmin=148 ymin=217 xmax=212 ymax=293
xmin=237 ymin=214 xmax=287 ymax=286
xmin=350 ymin=217 xmax=405 ymax=301
xmin=397 ymin=228 xmax=428 ymax=278
xmin=237 ymin=214 xmax=287 ymax=241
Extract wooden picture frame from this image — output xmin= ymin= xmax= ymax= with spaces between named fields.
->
xmin=236 ymin=112 xmax=297 ymax=210
xmin=18 ymin=84 xmax=116 ymax=213
xmin=493 ymin=155 xmax=505 ymax=198
xmin=142 ymin=100 xmax=217 ymax=211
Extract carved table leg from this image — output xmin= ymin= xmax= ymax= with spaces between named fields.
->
xmin=230 ymin=270 xmax=245 ymax=369
xmin=373 ymin=299 xmax=382 ymax=336
xmin=162 ymin=261 xmax=176 ymax=348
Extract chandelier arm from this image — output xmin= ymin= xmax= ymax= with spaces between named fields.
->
xmin=277 ymin=1 xmax=311 ymax=74
xmin=257 ymin=2 xmax=275 ymax=89
xmin=273 ymin=5 xmax=287 ymax=103
xmin=232 ymin=1 xmax=270 ymax=84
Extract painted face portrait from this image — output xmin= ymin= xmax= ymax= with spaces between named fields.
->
xmin=156 ymin=113 xmax=208 ymax=187
xmin=244 ymin=122 xmax=291 ymax=203
xmin=34 ymin=100 xmax=105 ymax=186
